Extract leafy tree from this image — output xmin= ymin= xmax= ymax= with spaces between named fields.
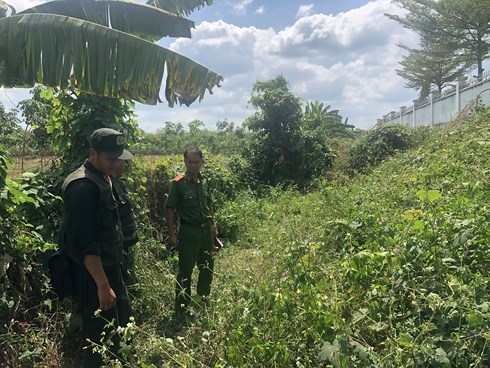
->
xmin=296 ymin=101 xmax=356 ymax=187
xmin=41 ymin=87 xmax=140 ymax=173
xmin=216 ymin=119 xmax=235 ymax=133
xmin=244 ymin=75 xmax=303 ymax=184
xmin=387 ymin=0 xmax=490 ymax=79
xmin=17 ymin=85 xmax=54 ymax=156
xmin=144 ymin=121 xmax=185 ymax=155
xmin=435 ymin=0 xmax=490 ymax=79
xmin=188 ymin=119 xmax=205 ymax=134
xmin=0 ymin=0 xmax=223 ymax=108
xmin=0 ymin=102 xmax=23 ymax=153
xmin=396 ymin=35 xmax=470 ymax=96
xmin=244 ymin=77 xmax=354 ymax=189
xmin=213 ymin=119 xmax=249 ymax=157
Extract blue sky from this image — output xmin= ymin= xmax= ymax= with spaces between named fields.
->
xmin=0 ymin=0 xmax=451 ymax=131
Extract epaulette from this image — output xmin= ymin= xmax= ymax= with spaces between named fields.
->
xmin=174 ymin=174 xmax=185 ymax=182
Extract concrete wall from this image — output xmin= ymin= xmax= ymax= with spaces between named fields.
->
xmin=376 ymin=71 xmax=490 ymax=128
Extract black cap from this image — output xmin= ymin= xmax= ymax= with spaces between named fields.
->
xmin=89 ymin=128 xmax=133 ymax=160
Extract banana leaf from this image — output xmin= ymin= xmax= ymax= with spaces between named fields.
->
xmin=19 ymin=0 xmax=195 ymax=41
xmin=0 ymin=13 xmax=223 ymax=107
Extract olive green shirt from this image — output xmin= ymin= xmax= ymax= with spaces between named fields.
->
xmin=165 ymin=172 xmax=212 ymax=224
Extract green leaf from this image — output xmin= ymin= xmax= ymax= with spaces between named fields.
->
xmin=416 ymin=189 xmax=428 ymax=201
xmin=397 ymin=332 xmax=413 ymax=348
xmin=19 ymin=0 xmax=195 ymax=41
xmin=453 ymin=228 xmax=473 ymax=246
xmin=413 ymin=219 xmax=425 ymax=231
xmin=416 ymin=189 xmax=441 ymax=203
xmin=318 ymin=340 xmax=340 ymax=363
xmin=404 ymin=208 xmax=423 ymax=220
xmin=0 ymin=13 xmax=223 ymax=107
xmin=434 ymin=348 xmax=450 ymax=364
xmin=467 ymin=313 xmax=483 ymax=328
xmin=426 ymin=189 xmax=442 ymax=203
xmin=39 ymin=88 xmax=54 ymax=100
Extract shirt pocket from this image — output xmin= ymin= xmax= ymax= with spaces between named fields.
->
xmin=183 ymin=188 xmax=195 ymax=200
xmin=98 ymin=189 xmax=118 ymax=228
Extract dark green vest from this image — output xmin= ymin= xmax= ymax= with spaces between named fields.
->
xmin=59 ymin=165 xmax=123 ymax=266
xmin=112 ymin=177 xmax=138 ymax=250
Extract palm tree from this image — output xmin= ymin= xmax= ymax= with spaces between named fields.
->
xmin=0 ymin=0 xmax=223 ymax=108
xmin=303 ymin=101 xmax=355 ymax=139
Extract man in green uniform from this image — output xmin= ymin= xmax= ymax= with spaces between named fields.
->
xmin=165 ymin=148 xmax=218 ymax=316
xmin=58 ymin=128 xmax=133 ymax=367
xmin=272 ymin=153 xmax=287 ymax=186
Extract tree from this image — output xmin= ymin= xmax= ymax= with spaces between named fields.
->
xmin=303 ymin=101 xmax=355 ymax=140
xmin=299 ymin=101 xmax=355 ymax=185
xmin=214 ymin=119 xmax=249 ymax=156
xmin=188 ymin=119 xmax=205 ymax=134
xmin=0 ymin=0 xmax=223 ymax=108
xmin=244 ymin=75 xmax=303 ymax=185
xmin=0 ymin=102 xmax=22 ymax=153
xmin=397 ymin=36 xmax=470 ymax=95
xmin=38 ymin=87 xmax=140 ymax=172
xmin=386 ymin=0 xmax=490 ymax=79
xmin=17 ymin=85 xmax=54 ymax=157
xmin=435 ymin=0 xmax=490 ymax=79
xmin=216 ymin=119 xmax=235 ymax=133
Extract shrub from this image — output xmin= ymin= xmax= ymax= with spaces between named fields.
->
xmin=348 ymin=124 xmax=414 ymax=174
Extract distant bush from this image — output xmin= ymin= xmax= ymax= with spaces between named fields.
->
xmin=348 ymin=124 xmax=414 ymax=174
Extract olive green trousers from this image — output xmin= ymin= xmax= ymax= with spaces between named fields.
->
xmin=175 ymin=223 xmax=214 ymax=311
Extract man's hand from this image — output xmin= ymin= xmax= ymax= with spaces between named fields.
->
xmin=84 ymin=255 xmax=117 ymax=311
xmin=97 ymin=283 xmax=117 ymax=311
xmin=167 ymin=233 xmax=177 ymax=252
xmin=166 ymin=208 xmax=178 ymax=252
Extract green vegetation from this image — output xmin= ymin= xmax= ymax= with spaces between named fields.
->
xmin=0 ymin=0 xmax=222 ymax=108
xmin=1 ymin=104 xmax=489 ymax=366
xmin=348 ymin=123 xmax=416 ymax=174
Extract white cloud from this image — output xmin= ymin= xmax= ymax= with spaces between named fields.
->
xmin=254 ymin=6 xmax=264 ymax=15
xmin=1 ymin=0 xmax=424 ymax=131
xmin=296 ymin=4 xmax=314 ymax=18
xmin=229 ymin=0 xmax=254 ymax=15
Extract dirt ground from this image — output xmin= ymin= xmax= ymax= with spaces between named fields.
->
xmin=8 ymin=156 xmax=55 ymax=179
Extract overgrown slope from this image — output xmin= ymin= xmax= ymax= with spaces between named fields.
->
xmin=1 ymin=112 xmax=488 ymax=367
xmin=171 ymin=113 xmax=488 ymax=367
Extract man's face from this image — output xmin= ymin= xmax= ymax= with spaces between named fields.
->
xmin=113 ymin=159 xmax=127 ymax=178
xmin=184 ymin=152 xmax=203 ymax=175
xmin=90 ymin=149 xmax=118 ymax=176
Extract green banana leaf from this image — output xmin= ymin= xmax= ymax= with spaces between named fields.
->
xmin=19 ymin=0 xmax=195 ymax=41
xmin=146 ymin=0 xmax=213 ymax=17
xmin=0 ymin=13 xmax=223 ymax=107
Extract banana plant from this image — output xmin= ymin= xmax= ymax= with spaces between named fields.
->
xmin=0 ymin=0 xmax=223 ymax=107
